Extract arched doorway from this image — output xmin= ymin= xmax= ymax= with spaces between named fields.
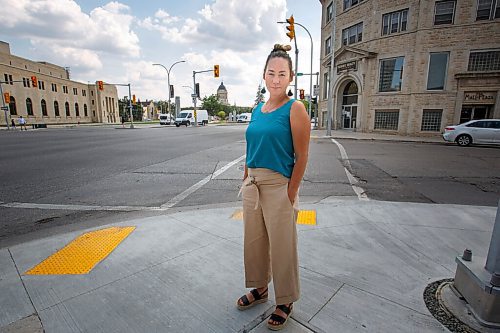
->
xmin=341 ymin=81 xmax=358 ymax=129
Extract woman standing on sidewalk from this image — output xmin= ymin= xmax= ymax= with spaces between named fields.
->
xmin=236 ymin=44 xmax=310 ymax=330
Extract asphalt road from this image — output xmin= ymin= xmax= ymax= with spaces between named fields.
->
xmin=1 ymin=124 xmax=499 ymax=247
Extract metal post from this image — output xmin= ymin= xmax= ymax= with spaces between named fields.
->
xmin=486 ymin=199 xmax=500 ymax=273
xmin=326 ymin=4 xmax=336 ymax=136
xmin=153 ymin=61 xmax=185 ymax=121
xmin=128 ymin=84 xmax=134 ymax=129
xmin=295 ymin=22 xmax=313 ymax=118
xmin=0 ymin=82 xmax=10 ymax=130
xmin=315 ymin=72 xmax=319 ymax=129
xmin=294 ymin=37 xmax=298 ymax=100
xmin=192 ymin=71 xmax=197 ymax=127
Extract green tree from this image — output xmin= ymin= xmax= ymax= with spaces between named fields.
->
xmin=254 ymin=84 xmax=265 ymax=105
xmin=201 ymin=94 xmax=224 ymax=116
xmin=217 ymin=111 xmax=226 ymax=120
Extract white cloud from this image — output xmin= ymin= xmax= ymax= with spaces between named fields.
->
xmin=139 ymin=0 xmax=286 ymax=49
xmin=0 ymin=0 xmax=140 ymax=69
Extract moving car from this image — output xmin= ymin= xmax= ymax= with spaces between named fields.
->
xmin=159 ymin=113 xmax=172 ymax=125
xmin=442 ymin=119 xmax=500 ymax=146
xmin=174 ymin=109 xmax=209 ymax=127
xmin=237 ymin=113 xmax=252 ymax=123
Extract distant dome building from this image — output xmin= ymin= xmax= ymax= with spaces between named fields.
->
xmin=217 ymin=81 xmax=228 ymax=105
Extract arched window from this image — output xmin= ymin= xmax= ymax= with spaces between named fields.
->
xmin=344 ymin=81 xmax=358 ymax=95
xmin=342 ymin=81 xmax=359 ymax=106
xmin=9 ymin=96 xmax=17 ymax=115
xmin=65 ymin=102 xmax=70 ymax=116
xmin=54 ymin=101 xmax=60 ymax=117
xmin=41 ymin=99 xmax=48 ymax=116
xmin=75 ymin=103 xmax=80 ymax=117
xmin=84 ymin=104 xmax=88 ymax=117
xmin=26 ymin=98 xmax=33 ymax=116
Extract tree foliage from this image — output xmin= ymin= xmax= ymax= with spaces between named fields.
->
xmin=201 ymin=94 xmax=225 ymax=116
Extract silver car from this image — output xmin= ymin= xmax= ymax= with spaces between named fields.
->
xmin=443 ymin=119 xmax=500 ymax=146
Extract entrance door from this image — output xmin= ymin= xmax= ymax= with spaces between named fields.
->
xmin=342 ymin=105 xmax=357 ymax=129
xmin=341 ymin=81 xmax=359 ymax=129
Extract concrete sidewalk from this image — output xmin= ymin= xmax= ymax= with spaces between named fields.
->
xmin=1 ymin=199 xmax=497 ymax=332
xmin=311 ymin=129 xmax=444 ymax=144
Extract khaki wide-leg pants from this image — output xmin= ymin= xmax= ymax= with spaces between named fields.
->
xmin=241 ymin=168 xmax=300 ymax=305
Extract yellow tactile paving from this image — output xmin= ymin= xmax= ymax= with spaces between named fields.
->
xmin=231 ymin=209 xmax=243 ymax=220
xmin=25 ymin=226 xmax=136 ymax=275
xmin=231 ymin=209 xmax=316 ymax=225
xmin=297 ymin=210 xmax=317 ymax=225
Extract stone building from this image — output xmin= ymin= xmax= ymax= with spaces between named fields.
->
xmin=217 ymin=82 xmax=229 ymax=105
xmin=318 ymin=0 xmax=500 ymax=135
xmin=0 ymin=41 xmax=119 ymax=126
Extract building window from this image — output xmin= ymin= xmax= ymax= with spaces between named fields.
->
xmin=41 ymin=99 xmax=48 ymax=116
xmin=26 ymin=98 xmax=33 ymax=116
xmin=342 ymin=22 xmax=363 ymax=45
xmin=82 ymin=89 xmax=86 ymax=96
xmin=9 ymin=96 xmax=17 ymax=115
xmin=468 ymin=50 xmax=500 ymax=71
xmin=23 ymin=77 xmax=30 ymax=88
xmin=476 ymin=0 xmax=500 ymax=20
xmin=374 ymin=110 xmax=399 ymax=130
xmin=65 ymin=102 xmax=70 ymax=116
xmin=84 ymin=104 xmax=88 ymax=117
xmin=63 ymin=85 xmax=68 ymax=94
xmin=434 ymin=1 xmax=456 ymax=25
xmin=344 ymin=0 xmax=364 ymax=10
xmin=379 ymin=57 xmax=404 ymax=92
xmin=382 ymin=9 xmax=408 ymax=35
xmin=92 ymin=99 xmax=95 ymax=105
xmin=326 ymin=2 xmax=334 ymax=23
xmin=4 ymin=74 xmax=13 ymax=85
xmin=421 ymin=109 xmax=443 ymax=131
xmin=325 ymin=37 xmax=332 ymax=55
xmin=54 ymin=101 xmax=60 ymax=117
xmin=73 ymin=87 xmax=78 ymax=95
xmin=38 ymin=81 xmax=45 ymax=90
xmin=323 ymin=71 xmax=330 ymax=99
xmin=75 ymin=103 xmax=80 ymax=117
xmin=427 ymin=52 xmax=449 ymax=90
xmin=51 ymin=83 xmax=57 ymax=92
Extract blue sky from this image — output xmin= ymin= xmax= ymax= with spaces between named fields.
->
xmin=0 ymin=0 xmax=322 ymax=107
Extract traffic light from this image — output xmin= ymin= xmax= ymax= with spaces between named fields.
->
xmin=195 ymin=83 xmax=200 ymax=98
xmin=31 ymin=76 xmax=38 ymax=88
xmin=169 ymin=85 xmax=174 ymax=98
xmin=132 ymin=94 xmax=136 ymax=104
xmin=312 ymin=96 xmax=317 ymax=104
xmin=286 ymin=15 xmax=295 ymax=41
xmin=3 ymin=92 xmax=10 ymax=104
xmin=214 ymin=65 xmax=220 ymax=78
xmin=97 ymin=81 xmax=104 ymax=91
xmin=299 ymin=89 xmax=305 ymax=100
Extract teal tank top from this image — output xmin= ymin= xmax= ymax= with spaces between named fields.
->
xmin=245 ymin=99 xmax=295 ymax=178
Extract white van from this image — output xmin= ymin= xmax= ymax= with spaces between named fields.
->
xmin=174 ymin=109 xmax=209 ymax=127
xmin=237 ymin=113 xmax=252 ymax=123
xmin=159 ymin=113 xmax=172 ymax=125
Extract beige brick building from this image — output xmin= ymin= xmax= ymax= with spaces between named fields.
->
xmin=0 ymin=41 xmax=119 ymax=127
xmin=318 ymin=0 xmax=500 ymax=135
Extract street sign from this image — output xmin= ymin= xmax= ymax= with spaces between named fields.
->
xmin=1 ymin=106 xmax=9 ymax=111
xmin=191 ymin=93 xmax=197 ymax=98
xmin=313 ymin=84 xmax=319 ymax=96
xmin=296 ymin=73 xmax=303 ymax=76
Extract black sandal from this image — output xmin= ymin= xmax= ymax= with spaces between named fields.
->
xmin=236 ymin=288 xmax=268 ymax=310
xmin=267 ymin=303 xmax=293 ymax=331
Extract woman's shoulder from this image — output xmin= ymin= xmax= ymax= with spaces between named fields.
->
xmin=290 ymin=99 xmax=306 ymax=113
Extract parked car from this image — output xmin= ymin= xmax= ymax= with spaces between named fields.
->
xmin=442 ymin=119 xmax=500 ymax=146
xmin=237 ymin=113 xmax=252 ymax=123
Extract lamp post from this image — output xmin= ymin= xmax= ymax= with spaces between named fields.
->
xmin=153 ymin=61 xmax=186 ymax=118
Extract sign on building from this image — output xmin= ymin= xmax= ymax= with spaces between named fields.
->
xmin=463 ymin=91 xmax=496 ymax=104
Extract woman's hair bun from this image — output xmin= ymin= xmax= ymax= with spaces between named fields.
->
xmin=273 ymin=44 xmax=292 ymax=52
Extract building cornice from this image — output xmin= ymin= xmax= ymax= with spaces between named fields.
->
xmin=334 ymin=45 xmax=377 ymax=61
xmin=455 ymin=72 xmax=500 ymax=79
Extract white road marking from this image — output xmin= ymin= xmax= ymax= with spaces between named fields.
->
xmin=331 ymin=139 xmax=369 ymax=201
xmin=159 ymin=154 xmax=246 ymax=209
xmin=0 ymin=154 xmax=247 ymax=212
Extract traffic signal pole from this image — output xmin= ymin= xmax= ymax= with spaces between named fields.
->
xmin=192 ymin=68 xmax=216 ymax=127
xmin=0 ymin=82 xmax=9 ymax=129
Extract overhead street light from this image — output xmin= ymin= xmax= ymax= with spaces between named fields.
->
xmin=153 ymin=60 xmax=186 ymax=118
